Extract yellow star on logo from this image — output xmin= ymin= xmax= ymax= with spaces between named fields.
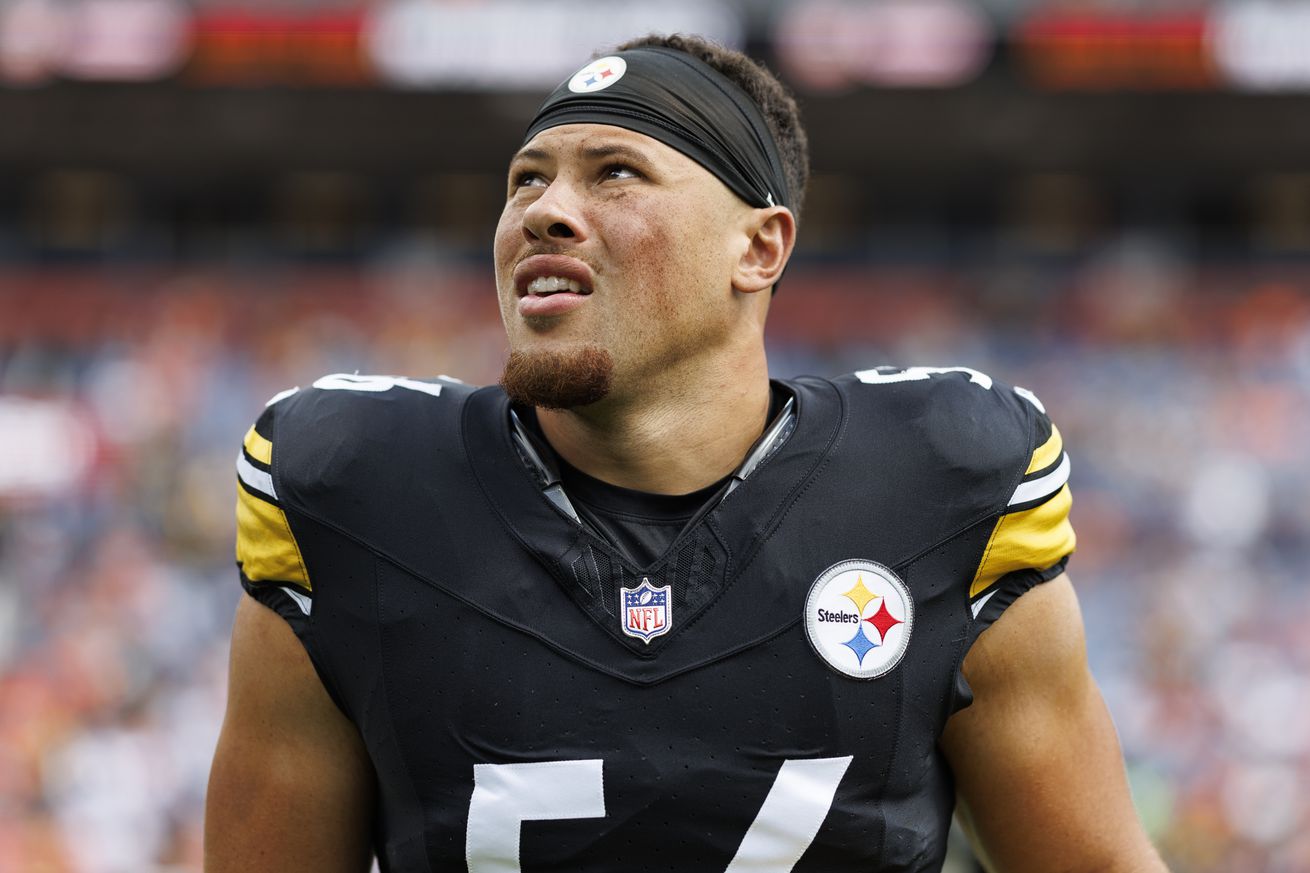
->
xmin=842 ymin=576 xmax=880 ymax=614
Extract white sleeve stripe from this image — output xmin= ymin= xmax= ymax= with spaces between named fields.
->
xmin=236 ymin=453 xmax=278 ymax=501
xmin=1008 ymin=452 xmax=1069 ymax=506
xmin=970 ymin=588 xmax=998 ymax=619
xmin=280 ymin=586 xmax=312 ymax=616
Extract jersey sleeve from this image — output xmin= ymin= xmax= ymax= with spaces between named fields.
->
xmin=967 ymin=399 xmax=1075 ymax=636
xmin=234 ymin=397 xmax=314 ymax=634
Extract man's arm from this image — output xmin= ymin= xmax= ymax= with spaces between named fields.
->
xmin=941 ymin=574 xmax=1168 ymax=873
xmin=205 ymin=595 xmax=376 ymax=873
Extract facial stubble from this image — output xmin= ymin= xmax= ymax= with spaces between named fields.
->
xmin=500 ymin=346 xmax=614 ymax=410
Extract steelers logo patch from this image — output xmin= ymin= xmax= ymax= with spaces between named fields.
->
xmin=568 ymin=56 xmax=627 ymax=93
xmin=804 ymin=560 xmax=914 ymax=679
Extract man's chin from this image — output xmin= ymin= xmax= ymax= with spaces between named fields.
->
xmin=500 ymin=346 xmax=614 ymax=410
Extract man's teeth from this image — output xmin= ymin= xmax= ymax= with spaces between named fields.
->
xmin=527 ymin=276 xmax=585 ymax=295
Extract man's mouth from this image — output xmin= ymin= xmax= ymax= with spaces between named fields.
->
xmin=527 ymin=276 xmax=589 ymax=296
xmin=513 ymin=254 xmax=595 ymax=300
xmin=512 ymin=255 xmax=596 ymax=319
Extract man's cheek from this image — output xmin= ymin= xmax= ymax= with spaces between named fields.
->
xmin=617 ymin=220 xmax=679 ymax=287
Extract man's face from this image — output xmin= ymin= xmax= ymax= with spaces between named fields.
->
xmin=494 ymin=123 xmax=754 ymax=407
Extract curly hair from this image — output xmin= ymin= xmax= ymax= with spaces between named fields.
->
xmin=615 ymin=33 xmax=810 ymax=224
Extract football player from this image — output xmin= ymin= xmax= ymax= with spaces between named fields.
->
xmin=206 ymin=34 xmax=1168 ymax=873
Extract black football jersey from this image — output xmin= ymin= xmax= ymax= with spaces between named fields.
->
xmin=234 ymin=366 xmax=1075 ymax=872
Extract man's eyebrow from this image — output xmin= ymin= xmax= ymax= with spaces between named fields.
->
xmin=577 ymin=143 xmax=651 ymax=163
xmin=511 ymin=147 xmax=549 ymax=163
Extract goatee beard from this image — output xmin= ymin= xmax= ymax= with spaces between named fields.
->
xmin=500 ymin=346 xmax=614 ymax=410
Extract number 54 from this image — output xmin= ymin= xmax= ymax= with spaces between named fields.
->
xmin=465 ymin=756 xmax=852 ymax=872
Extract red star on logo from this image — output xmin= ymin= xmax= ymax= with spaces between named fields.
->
xmin=865 ymin=600 xmax=903 ymax=642
xmin=600 ymin=68 xmax=614 ymax=78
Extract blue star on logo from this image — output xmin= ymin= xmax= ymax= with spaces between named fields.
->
xmin=584 ymin=74 xmax=598 ymax=86
xmin=842 ymin=627 xmax=879 ymax=665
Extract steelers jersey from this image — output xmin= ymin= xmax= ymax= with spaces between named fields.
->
xmin=234 ymin=366 xmax=1075 ymax=873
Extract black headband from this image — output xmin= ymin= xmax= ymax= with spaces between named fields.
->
xmin=523 ymin=47 xmax=789 ymax=211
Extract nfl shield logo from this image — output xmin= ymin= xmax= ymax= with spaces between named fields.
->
xmin=621 ymin=578 xmax=672 ymax=644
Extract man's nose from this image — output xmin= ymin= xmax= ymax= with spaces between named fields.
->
xmin=521 ymin=181 xmax=585 ymax=244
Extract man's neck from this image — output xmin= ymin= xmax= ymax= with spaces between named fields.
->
xmin=535 ymin=353 xmax=773 ymax=496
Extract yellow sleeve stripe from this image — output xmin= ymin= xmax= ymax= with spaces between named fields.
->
xmin=236 ymin=482 xmax=311 ymax=591
xmin=1026 ymin=424 xmax=1063 ymax=475
xmin=243 ymin=425 xmax=273 ymax=466
xmin=970 ymin=485 xmax=1075 ymax=598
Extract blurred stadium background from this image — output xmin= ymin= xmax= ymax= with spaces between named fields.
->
xmin=2 ymin=0 xmax=1309 ymax=870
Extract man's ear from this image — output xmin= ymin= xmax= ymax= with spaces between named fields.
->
xmin=732 ymin=207 xmax=797 ymax=295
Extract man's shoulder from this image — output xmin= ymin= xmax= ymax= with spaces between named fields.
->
xmin=261 ymin=371 xmax=478 ymax=436
xmin=247 ymin=373 xmax=486 ymax=504
xmin=815 ymin=365 xmax=1057 ymax=502
xmin=270 ymin=372 xmax=475 ymax=416
xmin=834 ymin=362 xmax=1047 ymax=428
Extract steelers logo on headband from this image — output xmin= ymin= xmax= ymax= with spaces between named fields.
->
xmin=568 ymin=57 xmax=628 ymax=93
xmin=525 ymin=46 xmax=788 ymax=213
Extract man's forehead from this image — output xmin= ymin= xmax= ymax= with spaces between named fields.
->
xmin=512 ymin=124 xmax=684 ymax=165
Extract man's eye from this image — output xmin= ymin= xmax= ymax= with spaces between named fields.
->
xmin=514 ymin=172 xmax=547 ymax=189
xmin=603 ymin=165 xmax=639 ymax=181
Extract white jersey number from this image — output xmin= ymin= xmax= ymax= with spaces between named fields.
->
xmin=312 ymin=373 xmax=444 ymax=397
xmin=855 ymin=365 xmax=1049 ymax=412
xmin=855 ymin=365 xmax=993 ymax=389
xmin=465 ymin=756 xmax=852 ymax=873
xmin=466 ymin=760 xmax=605 ymax=873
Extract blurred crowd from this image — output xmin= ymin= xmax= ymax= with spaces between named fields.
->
xmin=1 ymin=238 xmax=1308 ymax=871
